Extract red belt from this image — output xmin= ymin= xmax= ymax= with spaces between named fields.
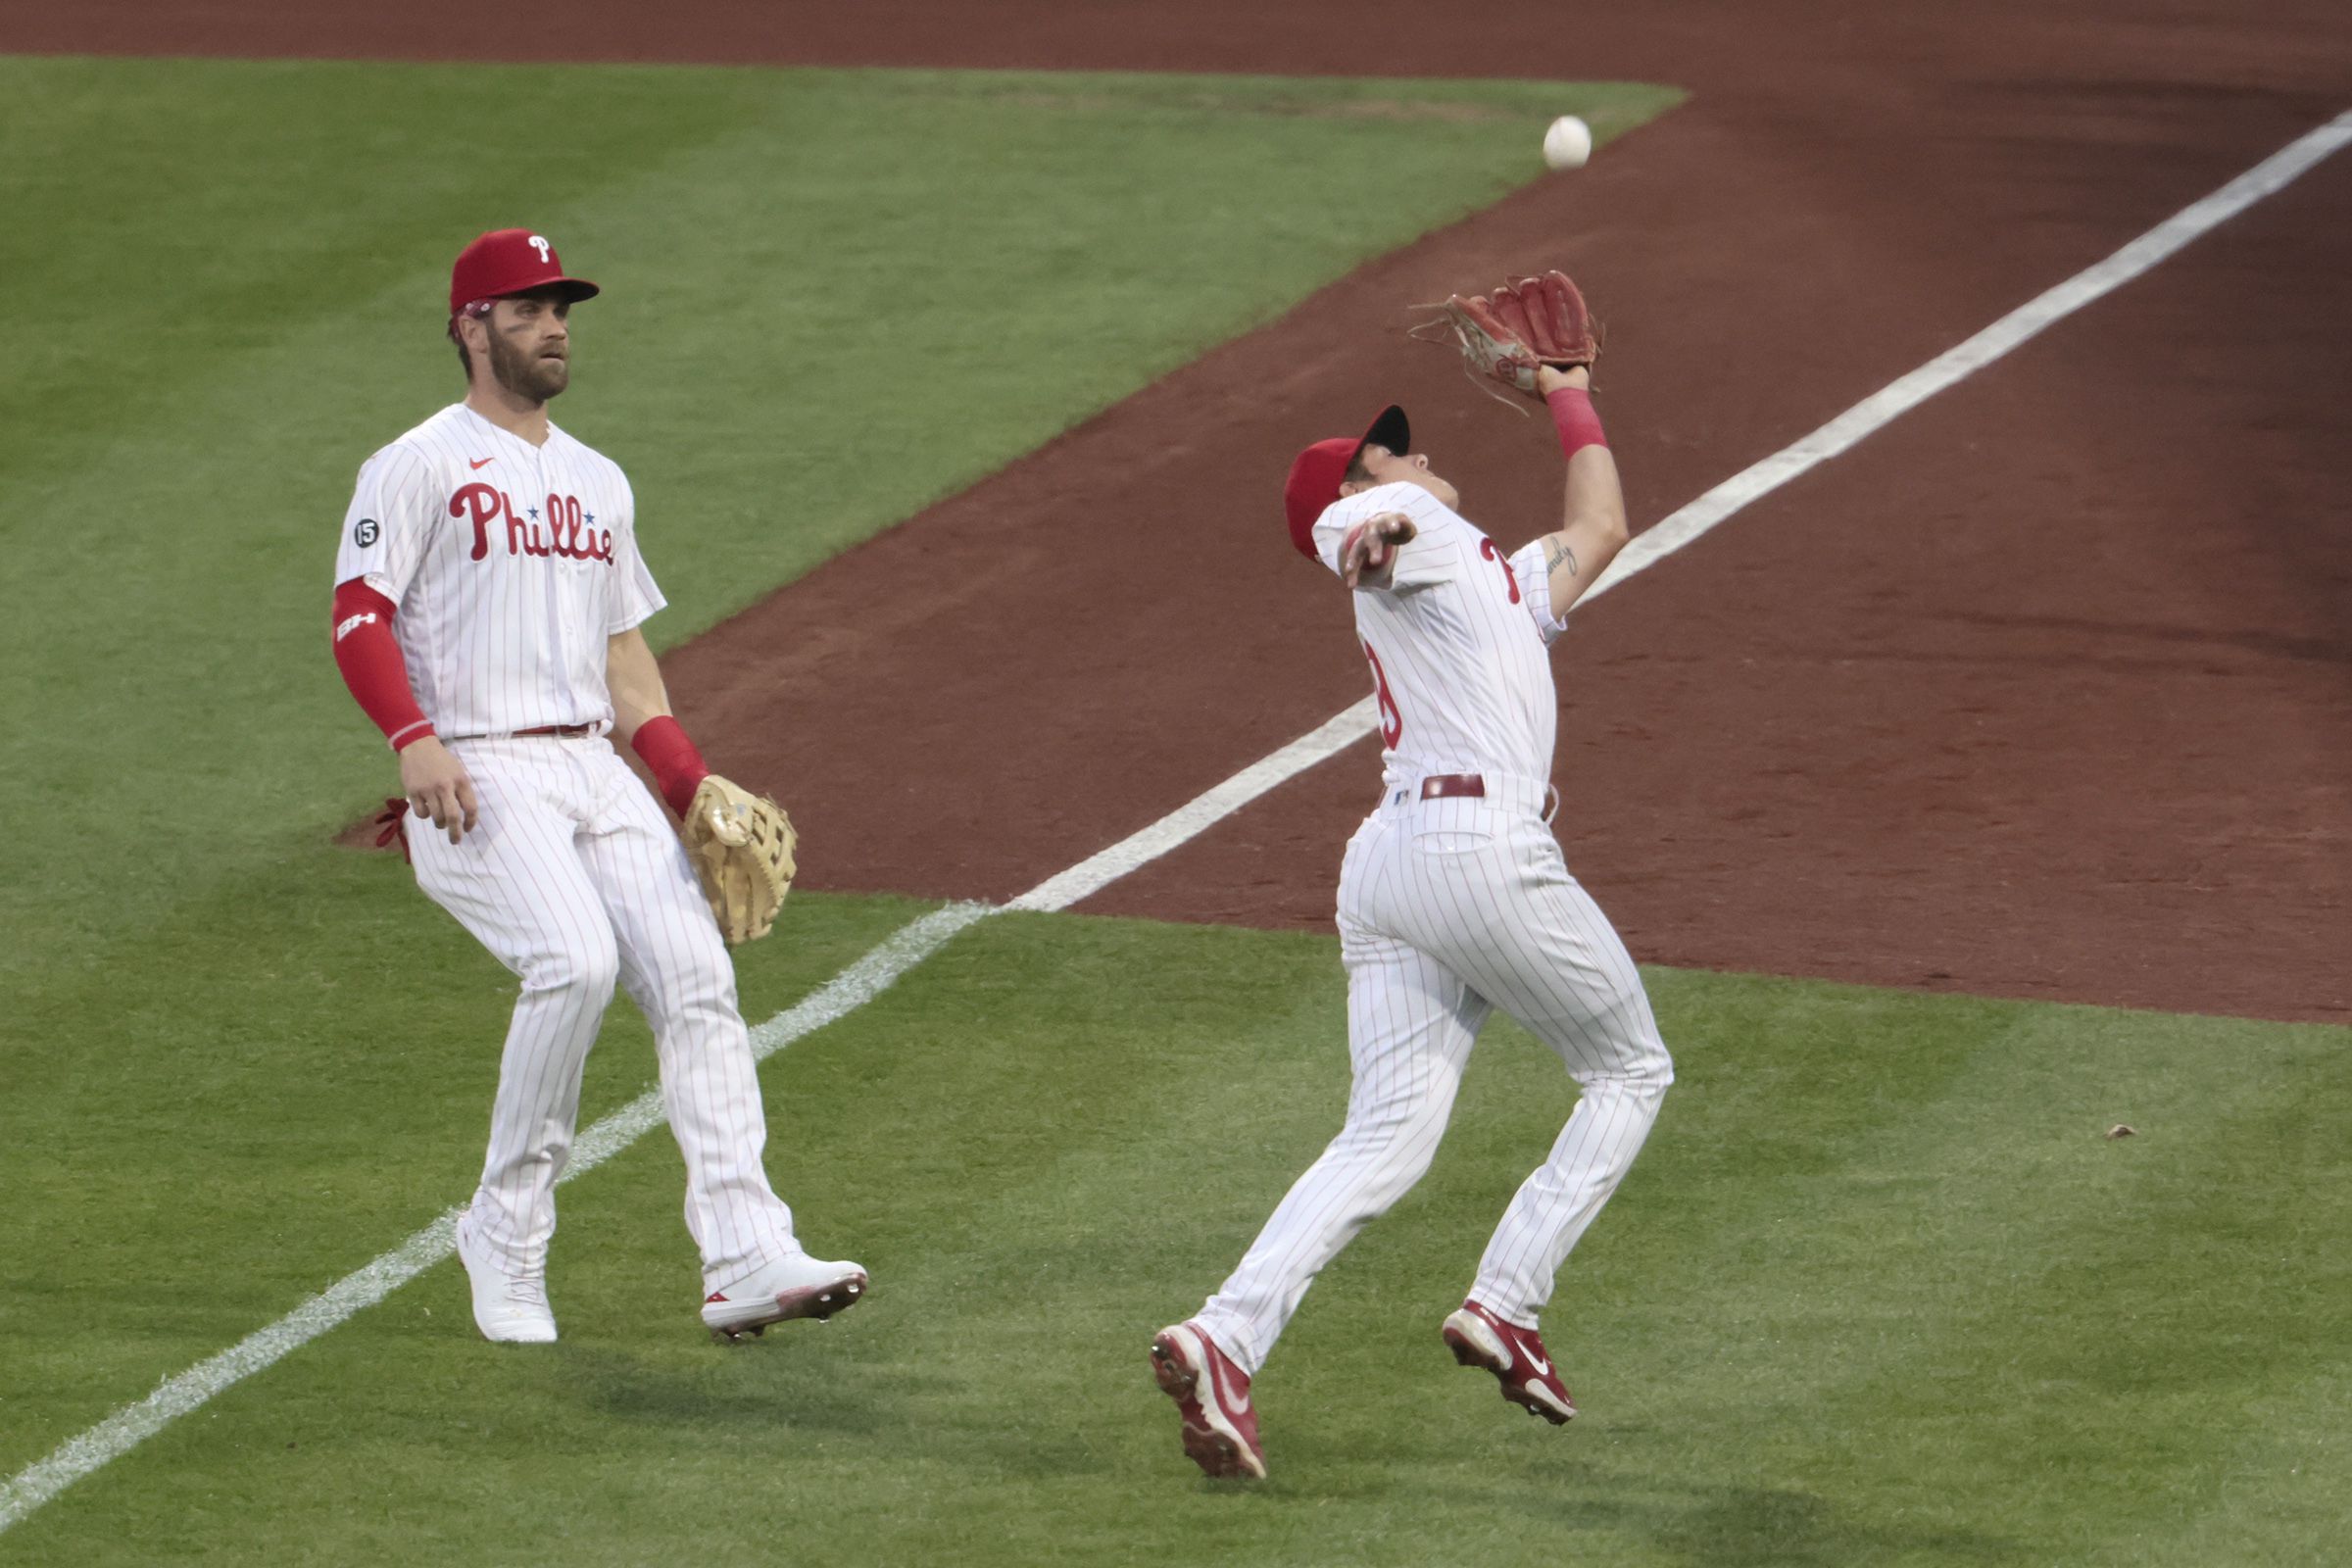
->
xmin=1419 ymin=773 xmax=1486 ymax=801
xmin=513 ymin=723 xmax=597 ymax=738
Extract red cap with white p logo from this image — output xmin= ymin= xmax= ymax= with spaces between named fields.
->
xmin=448 ymin=228 xmax=601 ymax=318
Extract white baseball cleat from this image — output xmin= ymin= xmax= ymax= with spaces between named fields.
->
xmin=701 ymin=1250 xmax=868 ymax=1342
xmin=454 ymin=1213 xmax=558 ymax=1344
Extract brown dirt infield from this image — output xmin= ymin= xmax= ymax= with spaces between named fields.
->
xmin=19 ymin=1 xmax=2344 ymax=1022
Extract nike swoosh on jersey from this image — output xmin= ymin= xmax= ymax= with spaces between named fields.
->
xmin=469 ymin=457 xmax=496 ymax=469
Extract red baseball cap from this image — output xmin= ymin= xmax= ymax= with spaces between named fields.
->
xmin=1285 ymin=404 xmax=1409 ymax=559
xmin=448 ymin=228 xmax=600 ymax=318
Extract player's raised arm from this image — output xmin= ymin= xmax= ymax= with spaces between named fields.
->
xmin=1409 ymin=269 xmax=1628 ymax=617
xmin=1527 ymin=363 xmax=1630 ymax=615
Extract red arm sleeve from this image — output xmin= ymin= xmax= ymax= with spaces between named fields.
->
xmin=331 ymin=578 xmax=435 ymax=752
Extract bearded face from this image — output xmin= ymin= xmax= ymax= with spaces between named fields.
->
xmin=467 ymin=291 xmax=572 ymax=403
xmin=485 ymin=314 xmax=569 ymax=401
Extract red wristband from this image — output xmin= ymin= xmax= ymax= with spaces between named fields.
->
xmin=1546 ymin=385 xmax=1608 ymax=462
xmin=631 ymin=714 xmax=710 ymax=817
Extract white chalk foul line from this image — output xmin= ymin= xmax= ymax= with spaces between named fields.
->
xmin=1008 ymin=698 xmax=1383 ymax=911
xmin=5 ymin=104 xmax=2345 ymax=1542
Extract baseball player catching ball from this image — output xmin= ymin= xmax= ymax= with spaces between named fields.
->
xmin=1152 ymin=272 xmax=1673 ymax=1479
xmin=329 ymin=228 xmax=865 ymax=1344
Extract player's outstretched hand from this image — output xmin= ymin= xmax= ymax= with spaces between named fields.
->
xmin=400 ymin=736 xmax=480 ymax=844
xmin=1342 ymin=511 xmax=1418 ymax=589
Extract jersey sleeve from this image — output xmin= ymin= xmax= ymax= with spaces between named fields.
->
xmin=1309 ymin=489 xmax=1383 ymax=574
xmin=334 ymin=444 xmax=440 ymax=604
xmin=1508 ymin=539 xmax=1572 ymax=646
xmin=1311 ymin=510 xmax=1353 ymax=575
xmin=607 ymin=472 xmax=666 ymax=634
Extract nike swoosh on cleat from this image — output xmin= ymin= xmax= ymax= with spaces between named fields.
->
xmin=1196 ymin=1340 xmax=1250 ymax=1414
xmin=1214 ymin=1359 xmax=1250 ymax=1414
xmin=1526 ymin=1352 xmax=1550 ymax=1378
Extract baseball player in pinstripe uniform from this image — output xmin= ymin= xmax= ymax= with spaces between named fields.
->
xmin=329 ymin=228 xmax=865 ymax=1345
xmin=1152 ymin=274 xmax=1671 ymax=1479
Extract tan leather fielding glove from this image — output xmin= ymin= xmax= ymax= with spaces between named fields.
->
xmin=682 ymin=774 xmax=797 ymax=944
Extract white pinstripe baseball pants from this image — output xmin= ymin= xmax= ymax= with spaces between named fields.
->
xmin=408 ymin=735 xmax=801 ymax=1290
xmin=1195 ymin=778 xmax=1672 ymax=1375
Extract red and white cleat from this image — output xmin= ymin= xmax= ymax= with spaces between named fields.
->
xmin=1150 ymin=1321 xmax=1268 ymax=1480
xmin=1442 ymin=1298 xmax=1577 ymax=1424
xmin=701 ymin=1251 xmax=868 ymax=1343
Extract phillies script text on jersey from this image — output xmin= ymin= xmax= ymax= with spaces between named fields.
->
xmin=451 ymin=482 xmax=615 ymax=564
xmin=335 ymin=403 xmax=662 ymax=738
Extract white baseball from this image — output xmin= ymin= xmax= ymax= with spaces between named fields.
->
xmin=1543 ymin=115 xmax=1592 ymax=171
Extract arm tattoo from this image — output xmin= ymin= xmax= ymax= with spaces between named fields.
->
xmin=1544 ymin=536 xmax=1579 ymax=579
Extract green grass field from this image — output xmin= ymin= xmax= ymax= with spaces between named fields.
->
xmin=5 ymin=910 xmax=2347 ymax=1564
xmin=3 ymin=50 xmax=2346 ymax=1568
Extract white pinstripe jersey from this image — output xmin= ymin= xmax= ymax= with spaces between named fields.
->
xmin=334 ymin=403 xmax=664 ymax=739
xmin=1311 ymin=482 xmax=1569 ymax=793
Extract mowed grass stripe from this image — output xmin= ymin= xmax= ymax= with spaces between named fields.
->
xmin=7 ymin=914 xmax=2346 ymax=1565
